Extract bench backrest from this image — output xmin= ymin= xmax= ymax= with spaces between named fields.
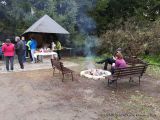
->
xmin=113 ymin=64 xmax=147 ymax=78
xmin=51 ymin=59 xmax=63 ymax=71
xmin=124 ymin=56 xmax=147 ymax=65
xmin=51 ymin=59 xmax=73 ymax=74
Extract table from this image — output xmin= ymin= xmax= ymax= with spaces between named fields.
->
xmin=34 ymin=52 xmax=57 ymax=62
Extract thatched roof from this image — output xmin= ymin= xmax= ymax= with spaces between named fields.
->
xmin=23 ymin=14 xmax=69 ymax=35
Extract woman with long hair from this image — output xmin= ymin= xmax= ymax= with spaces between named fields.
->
xmin=111 ymin=52 xmax=127 ymax=74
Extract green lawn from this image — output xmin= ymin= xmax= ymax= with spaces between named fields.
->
xmin=141 ymin=55 xmax=160 ymax=79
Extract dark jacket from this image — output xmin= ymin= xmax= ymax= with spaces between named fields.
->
xmin=15 ymin=40 xmax=25 ymax=55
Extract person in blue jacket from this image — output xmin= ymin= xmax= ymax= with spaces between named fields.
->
xmin=29 ymin=37 xmax=37 ymax=63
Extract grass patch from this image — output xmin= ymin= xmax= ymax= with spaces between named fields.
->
xmin=140 ymin=55 xmax=160 ymax=79
xmin=98 ymin=92 xmax=160 ymax=120
xmin=141 ymin=55 xmax=160 ymax=66
xmin=122 ymin=92 xmax=160 ymax=119
xmin=146 ymin=66 xmax=160 ymax=79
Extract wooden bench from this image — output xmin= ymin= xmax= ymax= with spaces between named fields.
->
xmin=124 ymin=56 xmax=147 ymax=65
xmin=51 ymin=59 xmax=74 ymax=82
xmin=107 ymin=64 xmax=148 ymax=88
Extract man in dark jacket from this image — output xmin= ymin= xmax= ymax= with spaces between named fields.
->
xmin=15 ymin=36 xmax=25 ymax=69
xmin=21 ymin=36 xmax=27 ymax=62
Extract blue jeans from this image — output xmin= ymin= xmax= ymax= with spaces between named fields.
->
xmin=31 ymin=49 xmax=36 ymax=62
xmin=23 ymin=50 xmax=26 ymax=62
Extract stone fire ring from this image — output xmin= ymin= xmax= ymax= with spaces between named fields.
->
xmin=80 ymin=69 xmax=111 ymax=80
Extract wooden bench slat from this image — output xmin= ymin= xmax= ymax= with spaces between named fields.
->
xmin=113 ymin=73 xmax=142 ymax=78
xmin=113 ymin=67 xmax=145 ymax=76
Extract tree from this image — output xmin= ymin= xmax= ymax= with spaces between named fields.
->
xmin=90 ymin=0 xmax=160 ymax=34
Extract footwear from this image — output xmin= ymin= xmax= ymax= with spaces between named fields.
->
xmin=104 ymin=67 xmax=108 ymax=70
xmin=96 ymin=61 xmax=103 ymax=64
xmin=31 ymin=61 xmax=35 ymax=64
xmin=109 ymin=80 xmax=116 ymax=84
xmin=20 ymin=69 xmax=24 ymax=71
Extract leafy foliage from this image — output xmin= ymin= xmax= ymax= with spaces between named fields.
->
xmin=0 ymin=0 xmax=160 ymax=55
xmin=91 ymin=0 xmax=160 ymax=33
xmin=98 ymin=19 xmax=160 ymax=56
xmin=91 ymin=0 xmax=160 ymax=55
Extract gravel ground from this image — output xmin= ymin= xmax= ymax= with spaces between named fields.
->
xmin=0 ymin=57 xmax=159 ymax=120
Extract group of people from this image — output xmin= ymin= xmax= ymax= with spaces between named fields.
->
xmin=2 ymin=36 xmax=37 ymax=71
xmin=1 ymin=36 xmax=63 ymax=71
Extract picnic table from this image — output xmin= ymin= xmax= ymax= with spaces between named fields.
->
xmin=34 ymin=51 xmax=57 ymax=62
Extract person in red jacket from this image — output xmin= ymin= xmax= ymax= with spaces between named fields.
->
xmin=2 ymin=39 xmax=15 ymax=71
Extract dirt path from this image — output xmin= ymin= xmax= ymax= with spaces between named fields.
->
xmin=0 ymin=58 xmax=78 ymax=73
xmin=0 ymin=58 xmax=159 ymax=120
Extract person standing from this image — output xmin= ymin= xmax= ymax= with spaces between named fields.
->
xmin=29 ymin=37 xmax=37 ymax=63
xmin=15 ymin=36 xmax=25 ymax=69
xmin=55 ymin=40 xmax=62 ymax=60
xmin=26 ymin=39 xmax=32 ymax=62
xmin=2 ymin=39 xmax=15 ymax=71
xmin=52 ymin=41 xmax=56 ymax=51
xmin=21 ymin=36 xmax=27 ymax=62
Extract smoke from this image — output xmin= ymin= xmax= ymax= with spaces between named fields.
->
xmin=84 ymin=35 xmax=98 ymax=56
xmin=31 ymin=7 xmax=35 ymax=15
xmin=84 ymin=34 xmax=99 ymax=69
xmin=54 ymin=0 xmax=98 ymax=69
xmin=75 ymin=2 xmax=98 ymax=69
xmin=1 ymin=1 xmax=7 ymax=5
xmin=85 ymin=57 xmax=95 ymax=69
xmin=78 ymin=14 xmax=97 ymax=34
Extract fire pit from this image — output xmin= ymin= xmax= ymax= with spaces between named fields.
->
xmin=80 ymin=69 xmax=111 ymax=80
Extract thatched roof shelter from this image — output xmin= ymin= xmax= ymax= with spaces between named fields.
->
xmin=22 ymin=14 xmax=69 ymax=48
